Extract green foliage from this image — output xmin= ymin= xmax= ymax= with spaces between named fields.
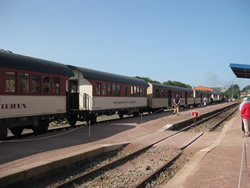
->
xmin=223 ymin=84 xmax=240 ymax=99
xmin=0 ymin=49 xmax=13 ymax=53
xmin=242 ymin=85 xmax=250 ymax=93
xmin=135 ymin=76 xmax=161 ymax=84
xmin=136 ymin=76 xmax=192 ymax=88
xmin=163 ymin=80 xmax=192 ymax=88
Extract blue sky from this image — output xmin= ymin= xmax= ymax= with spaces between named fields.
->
xmin=1 ymin=0 xmax=250 ymax=89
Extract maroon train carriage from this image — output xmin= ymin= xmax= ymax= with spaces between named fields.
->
xmin=66 ymin=66 xmax=149 ymax=125
xmin=147 ymin=83 xmax=194 ymax=112
xmin=0 ymin=52 xmax=74 ymax=138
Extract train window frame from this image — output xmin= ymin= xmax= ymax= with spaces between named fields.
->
xmin=136 ymin=87 xmax=140 ymax=96
xmin=5 ymin=72 xmax=16 ymax=93
xmin=139 ymin=87 xmax=142 ymax=96
xmin=53 ymin=77 xmax=60 ymax=94
xmin=96 ymin=82 xmax=101 ymax=96
xmin=130 ymin=86 xmax=133 ymax=96
xmin=155 ymin=88 xmax=160 ymax=98
xmin=112 ymin=83 xmax=116 ymax=96
xmin=117 ymin=84 xmax=121 ymax=96
xmin=43 ymin=76 xmax=51 ymax=94
xmin=20 ymin=73 xmax=30 ymax=94
xmin=32 ymin=74 xmax=41 ymax=94
xmin=125 ymin=85 xmax=128 ymax=96
xmin=102 ymin=82 xmax=106 ymax=96
xmin=107 ymin=83 xmax=111 ymax=96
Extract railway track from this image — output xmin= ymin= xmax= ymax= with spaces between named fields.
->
xmin=33 ymin=104 xmax=238 ymax=188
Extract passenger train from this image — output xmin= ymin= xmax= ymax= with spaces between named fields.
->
xmin=0 ymin=52 xmax=223 ymax=138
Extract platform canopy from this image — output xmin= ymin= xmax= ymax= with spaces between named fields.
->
xmin=230 ymin=63 xmax=250 ymax=79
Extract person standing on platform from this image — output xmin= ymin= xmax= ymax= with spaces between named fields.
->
xmin=239 ymin=98 xmax=248 ymax=134
xmin=240 ymin=99 xmax=250 ymax=137
xmin=173 ymin=94 xmax=181 ymax=115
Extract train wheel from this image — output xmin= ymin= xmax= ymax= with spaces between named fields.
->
xmin=32 ymin=120 xmax=49 ymax=135
xmin=133 ymin=112 xmax=139 ymax=117
xmin=68 ymin=116 xmax=77 ymax=127
xmin=0 ymin=126 xmax=8 ymax=139
xmin=10 ymin=127 xmax=24 ymax=137
xmin=90 ymin=116 xmax=96 ymax=125
xmin=118 ymin=112 xmax=124 ymax=119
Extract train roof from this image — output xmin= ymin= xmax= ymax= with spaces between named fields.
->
xmin=69 ymin=66 xmax=149 ymax=87
xmin=151 ymin=83 xmax=193 ymax=91
xmin=0 ymin=52 xmax=74 ymax=77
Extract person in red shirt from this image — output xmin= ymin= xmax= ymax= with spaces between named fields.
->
xmin=241 ymin=101 xmax=250 ymax=137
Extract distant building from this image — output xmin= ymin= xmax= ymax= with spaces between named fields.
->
xmin=240 ymin=92 xmax=250 ymax=98
xmin=192 ymin=86 xmax=213 ymax=91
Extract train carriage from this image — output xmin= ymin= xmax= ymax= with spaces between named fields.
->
xmin=66 ymin=66 xmax=149 ymax=125
xmin=193 ymin=89 xmax=213 ymax=106
xmin=0 ymin=52 xmax=74 ymax=138
xmin=147 ymin=83 xmax=194 ymax=111
xmin=211 ymin=91 xmax=223 ymax=103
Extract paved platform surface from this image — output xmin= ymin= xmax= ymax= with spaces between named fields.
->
xmin=0 ymin=102 xmax=240 ymax=187
xmin=164 ymin=111 xmax=250 ymax=188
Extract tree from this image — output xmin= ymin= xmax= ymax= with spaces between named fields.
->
xmin=242 ymin=85 xmax=250 ymax=93
xmin=0 ymin=49 xmax=13 ymax=53
xmin=223 ymin=84 xmax=240 ymax=99
xmin=135 ymin=76 xmax=161 ymax=84
xmin=163 ymin=80 xmax=192 ymax=88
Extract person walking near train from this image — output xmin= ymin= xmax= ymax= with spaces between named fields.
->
xmin=173 ymin=94 xmax=181 ymax=115
xmin=240 ymin=98 xmax=250 ymax=137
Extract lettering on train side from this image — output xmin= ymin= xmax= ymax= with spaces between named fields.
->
xmin=113 ymin=101 xmax=137 ymax=104
xmin=0 ymin=104 xmax=27 ymax=110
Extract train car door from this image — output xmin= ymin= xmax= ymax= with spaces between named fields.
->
xmin=185 ymin=92 xmax=188 ymax=106
xmin=69 ymin=80 xmax=78 ymax=93
xmin=67 ymin=80 xmax=79 ymax=110
xmin=168 ymin=90 xmax=172 ymax=108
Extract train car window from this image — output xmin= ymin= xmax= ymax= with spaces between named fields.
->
xmin=102 ymin=83 xmax=106 ymax=96
xmin=20 ymin=73 xmax=29 ymax=94
xmin=5 ymin=72 xmax=16 ymax=93
xmin=137 ymin=87 xmax=140 ymax=96
xmin=107 ymin=83 xmax=111 ymax=96
xmin=134 ymin=86 xmax=137 ymax=96
xmin=125 ymin=85 xmax=128 ymax=96
xmin=96 ymin=82 xmax=101 ymax=96
xmin=43 ymin=76 xmax=50 ymax=94
xmin=112 ymin=83 xmax=116 ymax=96
xmin=53 ymin=77 xmax=60 ymax=94
xmin=155 ymin=89 xmax=160 ymax=98
xmin=32 ymin=75 xmax=41 ymax=94
xmin=140 ymin=87 xmax=143 ymax=96
xmin=131 ymin=86 xmax=134 ymax=96
xmin=117 ymin=84 xmax=121 ymax=96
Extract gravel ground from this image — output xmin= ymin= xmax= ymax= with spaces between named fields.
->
xmin=75 ymin=146 xmax=181 ymax=188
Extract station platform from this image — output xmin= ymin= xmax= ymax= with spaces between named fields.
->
xmin=164 ymin=111 xmax=250 ymax=188
xmin=0 ymin=102 xmax=243 ymax=187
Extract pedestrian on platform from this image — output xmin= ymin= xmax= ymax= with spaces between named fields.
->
xmin=239 ymin=98 xmax=248 ymax=134
xmin=203 ymin=97 xmax=208 ymax=106
xmin=173 ymin=94 xmax=181 ymax=115
xmin=240 ymin=99 xmax=250 ymax=137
